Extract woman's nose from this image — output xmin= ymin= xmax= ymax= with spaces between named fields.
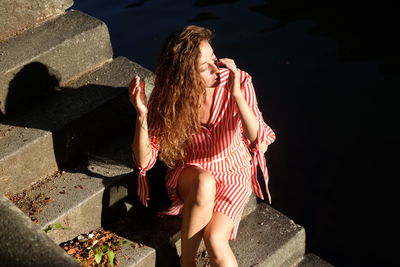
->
xmin=211 ymin=62 xmax=219 ymax=73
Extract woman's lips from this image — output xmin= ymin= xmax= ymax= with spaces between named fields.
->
xmin=213 ymin=75 xmax=220 ymax=86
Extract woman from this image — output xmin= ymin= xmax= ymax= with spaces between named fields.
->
xmin=129 ymin=25 xmax=275 ymax=267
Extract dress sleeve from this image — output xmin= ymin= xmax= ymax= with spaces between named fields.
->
xmin=238 ymin=71 xmax=276 ymax=203
xmin=131 ymin=131 xmax=160 ymax=207
xmin=239 ymin=71 xmax=276 ymax=150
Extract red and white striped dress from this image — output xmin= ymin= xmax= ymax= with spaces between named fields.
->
xmin=135 ymin=68 xmax=276 ymax=240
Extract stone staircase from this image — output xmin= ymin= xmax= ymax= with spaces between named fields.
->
xmin=0 ymin=1 xmax=332 ymax=266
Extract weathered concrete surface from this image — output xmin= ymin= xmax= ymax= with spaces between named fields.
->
xmin=118 ymin=237 xmax=156 ymax=267
xmin=0 ymin=0 xmax=73 ymax=41
xmin=0 ymin=195 xmax=79 ymax=267
xmin=231 ymin=202 xmax=306 ymax=267
xmin=0 ymin=56 xmax=154 ymax=194
xmin=296 ymin=254 xmax=334 ymax=267
xmin=243 ymin=193 xmax=257 ymax=218
xmin=0 ymin=128 xmax=58 ymax=194
xmin=107 ymin=204 xmax=182 ymax=266
xmin=0 ymin=10 xmax=113 ymax=114
xmin=33 ymin=133 xmax=134 ymax=244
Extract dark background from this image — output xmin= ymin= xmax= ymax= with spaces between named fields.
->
xmin=71 ymin=0 xmax=399 ymax=266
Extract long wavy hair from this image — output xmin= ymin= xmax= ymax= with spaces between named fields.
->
xmin=147 ymin=25 xmax=213 ymax=168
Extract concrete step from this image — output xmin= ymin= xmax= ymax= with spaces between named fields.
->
xmin=116 ymin=237 xmax=156 ymax=267
xmin=0 ymin=10 xmax=113 ymax=115
xmin=0 ymin=56 xmax=154 ymax=195
xmin=105 ymin=193 xmax=258 ymax=266
xmin=109 ymin=209 xmax=181 ymax=267
xmin=295 ymin=254 xmax=334 ymax=267
xmin=5 ymin=129 xmax=172 ymax=266
xmin=230 ymin=202 xmax=306 ymax=267
xmin=0 ymin=194 xmax=80 ymax=267
xmin=295 ymin=253 xmax=333 ymax=267
xmin=0 ymin=0 xmax=73 ymax=41
xmin=7 ymin=133 xmax=135 ymax=244
xmin=2 ymin=188 xmax=155 ymax=267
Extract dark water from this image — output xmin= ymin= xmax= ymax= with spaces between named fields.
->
xmin=71 ymin=1 xmax=399 ymax=266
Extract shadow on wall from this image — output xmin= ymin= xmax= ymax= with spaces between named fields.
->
xmin=3 ymin=62 xmax=59 ymax=116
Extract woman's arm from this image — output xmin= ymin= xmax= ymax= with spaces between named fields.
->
xmin=132 ymin=114 xmax=153 ymax=168
xmin=232 ymin=91 xmax=269 ymax=152
xmin=219 ymin=58 xmax=270 ymax=153
xmin=129 ymin=76 xmax=160 ymax=206
xmin=129 ymin=76 xmax=153 ymax=168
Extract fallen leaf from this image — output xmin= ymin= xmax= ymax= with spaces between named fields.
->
xmin=44 ymin=197 xmax=54 ymax=204
xmin=67 ymin=248 xmax=76 ymax=255
xmin=94 ymin=251 xmax=103 ymax=264
xmin=107 ymin=250 xmax=115 ymax=266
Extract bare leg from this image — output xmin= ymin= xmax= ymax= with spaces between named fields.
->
xmin=177 ymin=166 xmax=216 ymax=266
xmin=203 ymin=212 xmax=238 ymax=267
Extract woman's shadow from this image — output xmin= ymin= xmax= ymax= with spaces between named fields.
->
xmin=1 ymin=62 xmax=59 ymax=116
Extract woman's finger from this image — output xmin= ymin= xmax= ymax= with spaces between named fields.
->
xmin=141 ymin=81 xmax=145 ymax=89
xmin=219 ymin=59 xmax=238 ymax=71
xmin=134 ymin=76 xmax=140 ymax=89
xmin=219 ymin=58 xmax=236 ymax=66
xmin=130 ymin=76 xmax=145 ymax=97
xmin=129 ymin=75 xmax=137 ymax=88
xmin=130 ymin=85 xmax=138 ymax=98
xmin=219 ymin=57 xmax=234 ymax=62
xmin=129 ymin=85 xmax=135 ymax=98
xmin=139 ymin=78 xmax=145 ymax=94
xmin=224 ymin=62 xmax=238 ymax=73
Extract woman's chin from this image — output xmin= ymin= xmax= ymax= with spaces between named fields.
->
xmin=211 ymin=77 xmax=220 ymax=87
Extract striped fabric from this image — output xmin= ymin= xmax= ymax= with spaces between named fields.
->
xmin=133 ymin=68 xmax=276 ymax=239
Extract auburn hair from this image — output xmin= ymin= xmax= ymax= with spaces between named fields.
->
xmin=147 ymin=25 xmax=213 ymax=168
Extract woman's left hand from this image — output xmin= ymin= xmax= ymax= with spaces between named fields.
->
xmin=219 ymin=58 xmax=241 ymax=97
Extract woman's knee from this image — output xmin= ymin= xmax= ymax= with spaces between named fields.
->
xmin=203 ymin=213 xmax=232 ymax=249
xmin=203 ymin=223 xmax=229 ymax=252
xmin=178 ymin=166 xmax=216 ymax=205
xmin=194 ymin=171 xmax=216 ymax=204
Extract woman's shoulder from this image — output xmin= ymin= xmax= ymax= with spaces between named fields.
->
xmin=239 ymin=69 xmax=252 ymax=85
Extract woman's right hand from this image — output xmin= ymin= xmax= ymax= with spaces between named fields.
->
xmin=129 ymin=75 xmax=148 ymax=117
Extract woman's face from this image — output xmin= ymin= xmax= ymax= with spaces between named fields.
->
xmin=198 ymin=40 xmax=220 ymax=88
